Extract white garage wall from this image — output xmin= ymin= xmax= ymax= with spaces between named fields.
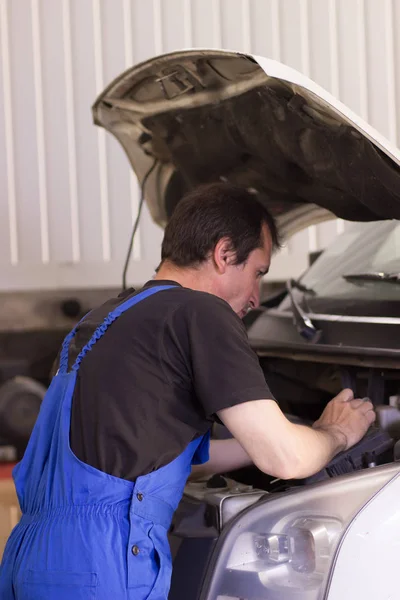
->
xmin=0 ymin=0 xmax=399 ymax=291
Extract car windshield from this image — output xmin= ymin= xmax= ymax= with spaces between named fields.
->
xmin=299 ymin=220 xmax=400 ymax=301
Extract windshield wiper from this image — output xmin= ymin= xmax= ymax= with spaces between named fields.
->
xmin=286 ymin=279 xmax=321 ymax=343
xmin=288 ymin=278 xmax=316 ymax=295
xmin=343 ymin=272 xmax=400 ymax=285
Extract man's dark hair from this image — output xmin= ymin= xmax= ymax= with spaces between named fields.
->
xmin=159 ymin=182 xmax=281 ymax=268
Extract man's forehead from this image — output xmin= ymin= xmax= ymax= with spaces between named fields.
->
xmin=261 ymin=222 xmax=273 ymax=243
xmin=257 ymin=224 xmax=273 ymax=271
xmin=261 ymin=223 xmax=273 ymax=254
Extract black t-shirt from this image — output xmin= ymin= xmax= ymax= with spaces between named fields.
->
xmin=69 ymin=280 xmax=274 ymax=481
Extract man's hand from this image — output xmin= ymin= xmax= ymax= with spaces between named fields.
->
xmin=312 ymin=388 xmax=376 ymax=451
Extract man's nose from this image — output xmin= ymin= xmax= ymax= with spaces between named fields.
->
xmin=249 ymin=282 xmax=261 ymax=310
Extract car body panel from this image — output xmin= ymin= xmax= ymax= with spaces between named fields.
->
xmin=326 ymin=469 xmax=400 ymax=599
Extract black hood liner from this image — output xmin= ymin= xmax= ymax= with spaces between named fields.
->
xmin=93 ymin=51 xmax=400 ymax=223
xmin=150 ymin=83 xmax=400 ymax=221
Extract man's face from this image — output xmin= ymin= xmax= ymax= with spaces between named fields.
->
xmin=219 ymin=223 xmax=272 ymax=318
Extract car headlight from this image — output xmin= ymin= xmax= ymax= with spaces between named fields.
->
xmin=201 ymin=463 xmax=400 ymax=600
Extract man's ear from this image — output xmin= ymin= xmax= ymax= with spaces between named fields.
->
xmin=212 ymin=237 xmax=236 ymax=274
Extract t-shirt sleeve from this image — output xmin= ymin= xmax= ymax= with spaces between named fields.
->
xmin=182 ymin=293 xmax=275 ymax=418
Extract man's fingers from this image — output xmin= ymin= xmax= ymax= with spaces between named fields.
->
xmin=360 ymin=401 xmax=374 ymax=414
xmin=349 ymin=398 xmax=374 ymax=412
xmin=349 ymin=399 xmax=365 ymax=409
xmin=366 ymin=410 xmax=376 ymax=425
xmin=336 ymin=388 xmax=354 ymax=402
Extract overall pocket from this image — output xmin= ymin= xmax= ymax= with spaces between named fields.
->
xmin=22 ymin=570 xmax=98 ymax=600
xmin=146 ymin=525 xmax=172 ymax=600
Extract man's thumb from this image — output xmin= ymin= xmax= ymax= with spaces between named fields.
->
xmin=337 ymin=388 xmax=354 ymax=402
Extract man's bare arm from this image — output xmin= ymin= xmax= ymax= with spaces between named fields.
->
xmin=209 ymin=389 xmax=375 ymax=480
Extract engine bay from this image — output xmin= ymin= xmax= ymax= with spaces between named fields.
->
xmin=260 ymin=358 xmax=400 ymax=420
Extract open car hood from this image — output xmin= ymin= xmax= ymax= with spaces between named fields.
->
xmin=92 ymin=49 xmax=400 ymax=238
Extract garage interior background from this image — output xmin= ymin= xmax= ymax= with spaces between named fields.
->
xmin=1 ymin=0 xmax=400 ymax=294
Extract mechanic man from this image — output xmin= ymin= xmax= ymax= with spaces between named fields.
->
xmin=0 ymin=183 xmax=375 ymax=600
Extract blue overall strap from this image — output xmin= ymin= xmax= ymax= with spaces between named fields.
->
xmin=71 ymin=285 xmax=176 ymax=371
xmin=58 ymin=311 xmax=93 ymax=374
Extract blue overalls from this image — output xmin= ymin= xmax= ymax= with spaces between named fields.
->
xmin=0 ymin=285 xmax=210 ymax=599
